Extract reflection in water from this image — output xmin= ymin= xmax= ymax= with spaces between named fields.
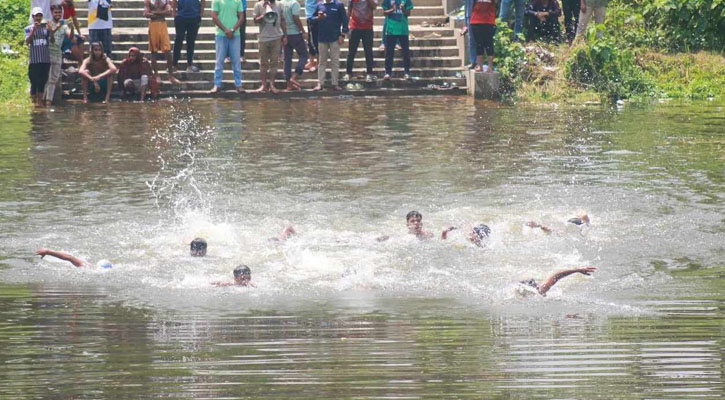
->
xmin=0 ymin=98 xmax=723 ymax=397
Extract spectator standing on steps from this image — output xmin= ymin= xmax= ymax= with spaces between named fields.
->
xmin=44 ymin=5 xmax=70 ymax=106
xmin=304 ymin=0 xmax=321 ymax=72
xmin=172 ymin=0 xmax=205 ymax=72
xmin=344 ymin=0 xmax=376 ymax=83
xmin=498 ymin=0 xmax=524 ymax=40
xmin=561 ymin=0 xmax=579 ymax=43
xmin=25 ymin=7 xmax=51 ymax=107
xmin=209 ymin=0 xmax=245 ymax=93
xmin=144 ymin=0 xmax=182 ymax=84
xmin=312 ymin=0 xmax=348 ymax=91
xmin=525 ymin=0 xmax=561 ymax=42
xmin=281 ymin=0 xmax=309 ymax=90
xmin=252 ymin=0 xmax=287 ymax=93
xmin=87 ymin=0 xmax=113 ymax=57
xmin=575 ymin=0 xmax=608 ymax=40
xmin=381 ymin=0 xmax=413 ymax=81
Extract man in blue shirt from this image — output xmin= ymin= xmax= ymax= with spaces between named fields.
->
xmin=173 ymin=0 xmax=205 ymax=72
xmin=311 ymin=0 xmax=348 ymax=91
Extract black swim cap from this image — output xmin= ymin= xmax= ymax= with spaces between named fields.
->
xmin=233 ymin=265 xmax=251 ymax=277
xmin=406 ymin=211 xmax=422 ymax=221
xmin=472 ymin=224 xmax=491 ymax=239
xmin=190 ymin=238 xmax=207 ymax=256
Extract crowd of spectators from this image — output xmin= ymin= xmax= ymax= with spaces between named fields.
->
xmin=24 ymin=0 xmax=607 ymax=104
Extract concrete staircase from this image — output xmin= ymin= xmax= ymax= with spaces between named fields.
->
xmin=70 ymin=0 xmax=466 ymax=93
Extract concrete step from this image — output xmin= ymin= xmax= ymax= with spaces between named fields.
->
xmin=73 ymin=0 xmax=448 ymax=9
xmin=114 ymin=56 xmax=462 ymax=70
xmin=107 ymin=26 xmax=455 ymax=41
xmin=107 ymin=46 xmax=460 ymax=59
xmin=111 ymin=36 xmax=458 ymax=50
xmin=86 ymin=14 xmax=448 ymax=27
xmin=74 ymin=6 xmax=446 ymax=18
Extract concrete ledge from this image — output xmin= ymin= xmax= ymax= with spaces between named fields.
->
xmin=63 ymin=87 xmax=467 ymax=101
xmin=466 ymin=69 xmax=500 ymax=100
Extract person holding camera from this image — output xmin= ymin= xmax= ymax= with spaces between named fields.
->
xmin=253 ymin=0 xmax=287 ymax=93
xmin=311 ymin=0 xmax=348 ymax=91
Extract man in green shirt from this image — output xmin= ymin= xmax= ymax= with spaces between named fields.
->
xmin=210 ymin=0 xmax=245 ymax=93
xmin=381 ymin=0 xmax=413 ymax=80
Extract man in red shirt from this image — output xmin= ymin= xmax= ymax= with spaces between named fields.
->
xmin=467 ymin=0 xmax=496 ymax=72
xmin=344 ymin=0 xmax=377 ymax=82
xmin=62 ymin=0 xmax=85 ymax=63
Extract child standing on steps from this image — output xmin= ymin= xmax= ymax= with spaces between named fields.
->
xmin=381 ymin=0 xmax=413 ymax=81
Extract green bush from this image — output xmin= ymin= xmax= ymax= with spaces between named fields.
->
xmin=641 ymin=0 xmax=725 ymax=52
xmin=566 ymin=25 xmax=656 ymax=102
xmin=493 ymin=21 xmax=527 ymax=98
xmin=0 ymin=0 xmax=31 ymax=50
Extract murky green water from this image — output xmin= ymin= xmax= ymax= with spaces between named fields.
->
xmin=1 ymin=97 xmax=724 ymax=398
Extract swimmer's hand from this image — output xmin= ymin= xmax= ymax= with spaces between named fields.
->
xmin=441 ymin=226 xmax=456 ymax=239
xmin=376 ymin=235 xmax=390 ymax=242
xmin=526 ymin=221 xmax=552 ymax=233
xmin=36 ymin=248 xmax=49 ymax=258
xmin=576 ymin=266 xmax=597 ymax=275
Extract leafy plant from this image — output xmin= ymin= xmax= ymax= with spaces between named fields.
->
xmin=566 ymin=24 xmax=656 ymax=102
xmin=641 ymin=0 xmax=725 ymax=52
xmin=493 ymin=21 xmax=526 ymax=98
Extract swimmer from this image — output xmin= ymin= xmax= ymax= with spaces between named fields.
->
xmin=35 ymin=248 xmax=112 ymax=269
xmin=406 ymin=211 xmax=434 ymax=240
xmin=519 ymin=266 xmax=596 ymax=297
xmin=269 ymin=225 xmax=296 ymax=242
xmin=190 ymin=238 xmax=207 ymax=257
xmin=377 ymin=211 xmax=436 ymax=242
xmin=441 ymin=223 xmax=491 ymax=246
xmin=526 ymin=211 xmax=590 ymax=234
xmin=212 ymin=265 xmax=256 ymax=287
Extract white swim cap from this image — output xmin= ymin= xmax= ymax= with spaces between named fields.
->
xmin=97 ymin=259 xmax=113 ymax=269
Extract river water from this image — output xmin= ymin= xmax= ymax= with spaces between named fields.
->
xmin=1 ymin=97 xmax=723 ymax=398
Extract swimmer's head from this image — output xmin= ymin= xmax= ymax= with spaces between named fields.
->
xmin=568 ymin=211 xmax=590 ymax=226
xmin=233 ymin=264 xmax=251 ymax=286
xmin=190 ymin=238 xmax=207 ymax=257
xmin=469 ymin=224 xmax=491 ymax=245
xmin=96 ymin=259 xmax=113 ymax=269
xmin=520 ymin=278 xmax=538 ymax=288
xmin=406 ymin=211 xmax=423 ymax=234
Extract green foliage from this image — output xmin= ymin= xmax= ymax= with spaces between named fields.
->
xmin=0 ymin=0 xmax=30 ymax=107
xmin=493 ymin=21 xmax=526 ymax=98
xmin=612 ymin=0 xmax=725 ymax=52
xmin=0 ymin=0 xmax=31 ymax=50
xmin=565 ymin=25 xmax=656 ymax=102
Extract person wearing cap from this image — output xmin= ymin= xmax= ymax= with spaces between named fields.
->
xmin=44 ymin=5 xmax=71 ymax=106
xmin=87 ymin=0 xmax=113 ymax=58
xmin=29 ymin=0 xmax=62 ymax=24
xmin=526 ymin=211 xmax=590 ymax=234
xmin=36 ymin=248 xmax=113 ymax=269
xmin=25 ymin=7 xmax=52 ymax=107
xmin=441 ymin=223 xmax=492 ymax=247
xmin=117 ymin=47 xmax=156 ymax=101
xmin=190 ymin=238 xmax=207 ymax=256
xmin=144 ymin=0 xmax=182 ymax=85
xmin=253 ymin=0 xmax=287 ymax=93
xmin=212 ymin=265 xmax=256 ymax=286
xmin=311 ymin=0 xmax=348 ymax=91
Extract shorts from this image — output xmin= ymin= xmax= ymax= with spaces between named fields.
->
xmin=28 ymin=63 xmax=51 ymax=95
xmin=471 ymin=24 xmax=495 ymax=57
xmin=124 ymin=75 xmax=149 ymax=89
xmin=88 ymin=76 xmax=109 ymax=99
xmin=148 ymin=20 xmax=171 ymax=52
xmin=62 ymin=34 xmax=85 ymax=52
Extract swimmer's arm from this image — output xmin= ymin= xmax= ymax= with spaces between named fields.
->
xmin=376 ymin=235 xmax=390 ymax=242
xmin=526 ymin=221 xmax=552 ymax=233
xmin=537 ymin=267 xmax=596 ymax=296
xmin=441 ymin=226 xmax=456 ymax=240
xmin=36 ymin=248 xmax=85 ymax=267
